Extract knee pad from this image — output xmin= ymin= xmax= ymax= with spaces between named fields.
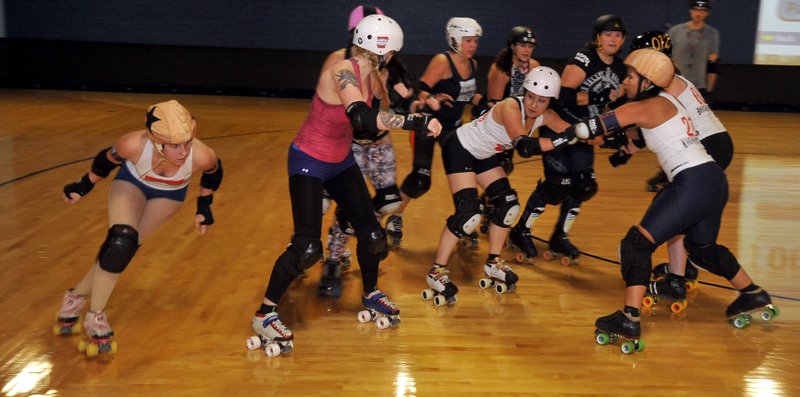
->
xmin=485 ymin=179 xmax=520 ymax=228
xmin=97 ymin=224 xmax=139 ymax=274
xmin=619 ymin=226 xmax=656 ymax=287
xmin=356 ymin=223 xmax=388 ymax=259
xmin=686 ymin=243 xmax=741 ymax=280
xmin=372 ymin=186 xmax=402 ymax=216
xmin=400 ymin=166 xmax=431 ymax=199
xmin=446 ymin=188 xmax=483 ymax=237
xmin=537 ymin=176 xmax=570 ymax=205
xmin=571 ymin=169 xmax=598 ymax=202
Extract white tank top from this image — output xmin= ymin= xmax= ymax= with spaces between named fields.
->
xmin=641 ymin=93 xmax=713 ymax=181
xmin=674 ymin=75 xmax=725 ymax=139
xmin=457 ymin=97 xmax=544 ymax=160
xmin=124 ymin=139 xmax=193 ymax=190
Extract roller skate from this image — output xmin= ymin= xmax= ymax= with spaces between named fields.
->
xmin=726 ymin=288 xmax=779 ymax=329
xmin=479 ymin=257 xmax=519 ymax=294
xmin=458 ymin=231 xmax=480 ymax=249
xmin=653 ymin=262 xmax=700 ymax=292
xmin=53 ymin=289 xmax=85 ymax=336
xmin=507 ymin=224 xmax=537 ymax=264
xmin=646 ymin=170 xmax=668 ymax=192
xmin=422 ymin=265 xmax=459 ymax=306
xmin=543 ymin=232 xmax=580 ymax=265
xmin=593 ymin=310 xmax=645 ymax=355
xmin=247 ymin=312 xmax=294 ymax=357
xmin=318 ymin=257 xmax=343 ymax=298
xmin=77 ymin=310 xmax=117 ymax=357
xmin=386 ymin=214 xmax=403 ymax=248
xmin=642 ymin=273 xmax=688 ymax=313
xmin=356 ymin=290 xmax=400 ymax=329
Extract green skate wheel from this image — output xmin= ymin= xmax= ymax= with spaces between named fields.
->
xmin=595 ymin=331 xmax=610 ymax=345
xmin=620 ymin=341 xmax=635 ymax=355
xmin=772 ymin=306 xmax=780 ymax=317
xmin=635 ymin=339 xmax=645 ymax=352
xmin=731 ymin=316 xmax=748 ymax=329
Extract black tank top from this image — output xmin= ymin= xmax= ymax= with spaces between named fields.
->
xmin=430 ymin=53 xmax=478 ymax=129
xmin=556 ymin=47 xmax=626 ymax=123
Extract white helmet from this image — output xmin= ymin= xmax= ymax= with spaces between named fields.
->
xmin=523 ymin=66 xmax=561 ymax=99
xmin=446 ymin=17 xmax=482 ymax=53
xmin=352 ymin=14 xmax=403 ymax=55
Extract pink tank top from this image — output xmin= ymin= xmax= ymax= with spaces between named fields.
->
xmin=294 ymin=58 xmax=372 ymax=163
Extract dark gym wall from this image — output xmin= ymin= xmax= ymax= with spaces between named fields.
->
xmin=2 ymin=1 xmax=798 ymax=109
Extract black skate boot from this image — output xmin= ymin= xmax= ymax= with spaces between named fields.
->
xmin=386 ymin=214 xmax=403 ymax=248
xmin=508 ymin=224 xmax=537 ymax=263
xmin=643 ymin=273 xmax=688 ymax=313
xmin=318 ymin=258 xmax=343 ymax=298
xmin=594 ymin=310 xmax=644 ymax=355
xmin=646 ymin=170 xmax=668 ymax=192
xmin=653 ymin=261 xmax=700 ymax=292
xmin=726 ymin=288 xmax=779 ymax=328
xmin=544 ymin=232 xmax=580 ymax=265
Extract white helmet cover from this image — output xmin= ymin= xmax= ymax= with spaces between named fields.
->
xmin=523 ymin=66 xmax=561 ymax=99
xmin=352 ymin=14 xmax=403 ymax=55
xmin=446 ymin=17 xmax=482 ymax=52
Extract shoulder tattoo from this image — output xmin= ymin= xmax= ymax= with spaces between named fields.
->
xmin=336 ymin=70 xmax=360 ymax=91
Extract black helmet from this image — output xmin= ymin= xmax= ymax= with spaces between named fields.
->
xmin=630 ymin=31 xmax=672 ymax=57
xmin=507 ymin=26 xmax=536 ymax=46
xmin=593 ymin=14 xmax=627 ymax=38
xmin=689 ymin=0 xmax=712 ymax=10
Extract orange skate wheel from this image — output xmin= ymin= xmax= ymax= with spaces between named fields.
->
xmin=542 ymin=250 xmax=554 ymax=261
xmin=642 ymin=296 xmax=655 ymax=308
xmin=670 ymin=301 xmax=685 ymax=313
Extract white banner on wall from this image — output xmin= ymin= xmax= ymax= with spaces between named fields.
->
xmin=755 ymin=0 xmax=800 ymax=65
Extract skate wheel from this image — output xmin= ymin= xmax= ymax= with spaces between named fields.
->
xmin=421 ymin=289 xmax=434 ymax=301
xmin=560 ymin=256 xmax=573 ymax=266
xmin=448 ymin=294 xmax=458 ymax=305
xmin=478 ymin=278 xmax=493 ymax=289
xmin=73 ymin=323 xmax=82 ymax=334
xmin=77 ymin=339 xmax=87 ymax=353
xmin=86 ymin=343 xmax=99 ymax=357
xmin=109 ymin=341 xmax=118 ymax=354
xmin=246 ymin=335 xmax=262 ymax=350
xmin=281 ymin=341 xmax=294 ymax=354
xmin=771 ymin=306 xmax=780 ymax=318
xmin=731 ymin=315 xmax=749 ymax=329
xmin=760 ymin=309 xmax=776 ymax=321
xmin=635 ymin=339 xmax=645 ymax=352
xmin=265 ymin=343 xmax=281 ymax=358
xmin=495 ymin=283 xmax=508 ymax=294
xmin=642 ymin=296 xmax=655 ymax=308
xmin=670 ymin=301 xmax=686 ymax=314
xmin=433 ymin=295 xmax=447 ymax=307
xmin=357 ymin=310 xmax=372 ymax=324
xmin=542 ymin=250 xmax=554 ymax=261
xmin=375 ymin=316 xmax=391 ymax=330
xmin=620 ymin=341 xmax=635 ymax=355
xmin=515 ymin=253 xmax=526 ymax=263
xmin=52 ymin=325 xmax=62 ymax=336
xmin=685 ymin=280 xmax=698 ymax=292
xmin=594 ymin=330 xmax=610 ymax=345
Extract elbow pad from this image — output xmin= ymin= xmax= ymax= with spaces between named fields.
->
xmin=200 ymin=159 xmax=223 ymax=191
xmin=91 ymin=147 xmax=120 ymax=178
xmin=558 ymin=87 xmax=578 ymax=107
xmin=707 ymin=59 xmax=720 ymax=74
xmin=346 ymin=101 xmax=380 ymax=140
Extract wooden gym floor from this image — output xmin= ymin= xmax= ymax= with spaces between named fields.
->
xmin=0 ymin=89 xmax=798 ymax=396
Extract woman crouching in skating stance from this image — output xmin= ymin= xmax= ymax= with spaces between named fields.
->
xmin=55 ymin=100 xmax=223 ymax=356
xmin=247 ymin=15 xmax=442 ymax=357
xmin=422 ymin=67 xmax=576 ymax=306
xmin=568 ymin=49 xmax=777 ymax=354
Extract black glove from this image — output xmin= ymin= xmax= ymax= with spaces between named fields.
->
xmin=551 ymin=129 xmax=577 ymax=150
xmin=608 ymin=150 xmax=631 ymax=167
xmin=63 ymin=173 xmax=94 ymax=198
xmin=402 ymin=113 xmax=433 ymax=133
xmin=196 ymin=195 xmax=215 ymax=226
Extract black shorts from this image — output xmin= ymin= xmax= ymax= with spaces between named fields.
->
xmin=442 ymin=135 xmax=500 ymax=175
